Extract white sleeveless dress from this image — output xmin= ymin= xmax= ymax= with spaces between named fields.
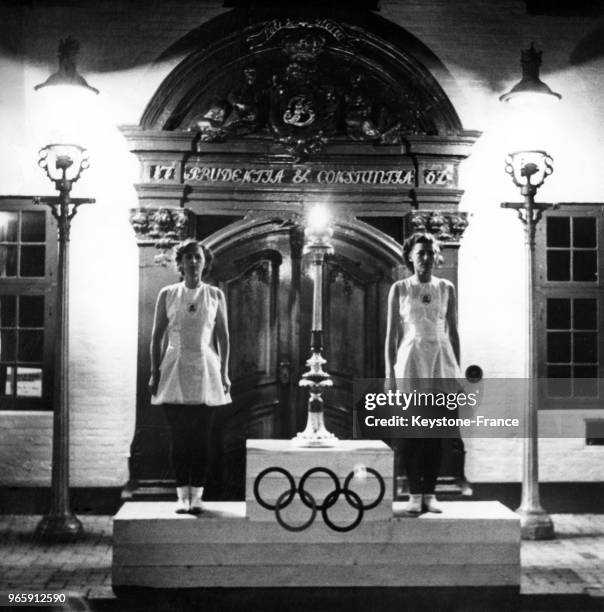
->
xmin=151 ymin=282 xmax=232 ymax=406
xmin=394 ymin=276 xmax=462 ymax=388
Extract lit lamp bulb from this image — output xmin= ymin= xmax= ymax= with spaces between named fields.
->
xmin=33 ymin=37 xmax=100 ymax=157
xmin=305 ymin=204 xmax=333 ymax=247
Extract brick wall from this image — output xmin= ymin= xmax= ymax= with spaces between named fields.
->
xmin=0 ymin=198 xmax=139 ymax=487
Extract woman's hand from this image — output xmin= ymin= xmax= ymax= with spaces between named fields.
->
xmin=222 ymin=372 xmax=231 ymax=395
xmin=148 ymin=371 xmax=159 ymax=396
xmin=149 ymin=288 xmax=168 ymax=399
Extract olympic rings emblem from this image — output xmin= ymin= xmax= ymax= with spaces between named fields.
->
xmin=253 ymin=466 xmax=385 ymax=532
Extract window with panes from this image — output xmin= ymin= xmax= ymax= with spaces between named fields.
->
xmin=536 ymin=206 xmax=602 ymax=407
xmin=0 ymin=197 xmax=56 ymax=410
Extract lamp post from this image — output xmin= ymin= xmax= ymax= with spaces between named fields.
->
xmin=33 ymin=39 xmax=97 ymax=543
xmin=293 ymin=205 xmax=338 ymax=447
xmin=500 ymin=45 xmax=560 ymax=540
xmin=501 ymin=151 xmax=555 ymax=540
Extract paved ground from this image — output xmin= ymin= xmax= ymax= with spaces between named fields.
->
xmin=0 ymin=514 xmax=603 ymax=610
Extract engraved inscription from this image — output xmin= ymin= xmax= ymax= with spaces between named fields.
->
xmin=421 ymin=164 xmax=454 ymax=187
xmin=177 ymin=165 xmax=418 ymax=186
xmin=150 ymin=164 xmax=177 ymax=181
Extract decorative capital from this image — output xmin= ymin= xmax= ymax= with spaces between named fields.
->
xmin=408 ymin=211 xmax=470 ymax=243
xmin=129 ymin=207 xmax=193 ymax=264
xmin=129 ymin=207 xmax=192 ymax=244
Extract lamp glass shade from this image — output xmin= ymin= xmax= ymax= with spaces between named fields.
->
xmin=500 ymin=45 xmax=561 ymax=108
xmin=33 ymin=84 xmax=100 ymax=152
xmin=34 ymin=37 xmax=99 ymax=95
xmin=33 ymin=38 xmax=100 ymax=152
xmin=501 ymin=89 xmax=560 ymax=109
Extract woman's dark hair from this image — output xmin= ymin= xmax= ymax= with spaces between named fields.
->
xmin=402 ymin=232 xmax=442 ymax=272
xmin=174 ymin=239 xmax=213 ymax=275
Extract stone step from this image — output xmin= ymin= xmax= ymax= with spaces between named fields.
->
xmin=114 ymin=540 xmax=518 ymax=566
xmin=113 ymin=563 xmax=520 ymax=589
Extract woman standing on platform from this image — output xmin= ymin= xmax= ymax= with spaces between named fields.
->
xmin=149 ymin=239 xmax=231 ymax=514
xmin=385 ymin=232 xmax=462 ymax=514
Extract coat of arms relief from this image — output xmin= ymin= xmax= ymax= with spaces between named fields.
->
xmin=189 ymin=19 xmax=429 ymax=161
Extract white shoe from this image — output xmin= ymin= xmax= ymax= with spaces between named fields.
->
xmin=403 ymin=494 xmax=423 ymax=514
xmin=189 ymin=486 xmax=204 ymax=514
xmin=175 ymin=486 xmax=190 ymax=514
xmin=459 ymin=479 xmax=474 ymax=497
xmin=423 ymin=494 xmax=443 ymax=513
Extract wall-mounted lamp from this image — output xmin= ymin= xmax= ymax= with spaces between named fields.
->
xmin=499 ymin=44 xmax=561 ymax=107
xmin=34 ymin=37 xmax=99 ymax=94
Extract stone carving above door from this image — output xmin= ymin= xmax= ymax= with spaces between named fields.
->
xmin=177 ymin=18 xmax=458 ymax=161
xmin=130 ymin=11 xmax=479 ymax=211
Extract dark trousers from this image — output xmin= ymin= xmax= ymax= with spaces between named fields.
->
xmin=403 ymin=437 xmax=442 ymax=495
xmin=163 ymin=404 xmax=217 ymax=487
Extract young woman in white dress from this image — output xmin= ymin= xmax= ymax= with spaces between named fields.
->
xmin=385 ymin=233 xmax=461 ymax=514
xmin=149 ymin=239 xmax=231 ymax=514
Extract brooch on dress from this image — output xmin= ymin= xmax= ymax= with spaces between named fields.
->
xmin=187 ymin=303 xmax=197 ymax=313
xmin=421 ymin=294 xmax=432 ymax=304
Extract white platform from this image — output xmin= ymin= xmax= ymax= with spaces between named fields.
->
xmin=112 ymin=500 xmax=520 ymax=588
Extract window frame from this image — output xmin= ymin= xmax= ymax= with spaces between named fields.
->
xmin=0 ymin=196 xmax=57 ymax=411
xmin=536 ymin=204 xmax=603 ymax=410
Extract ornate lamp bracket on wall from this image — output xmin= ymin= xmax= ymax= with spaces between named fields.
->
xmin=408 ymin=210 xmax=470 ymax=243
xmin=129 ymin=207 xmax=193 ymax=265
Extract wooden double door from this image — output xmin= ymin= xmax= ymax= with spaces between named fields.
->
xmin=130 ymin=215 xmax=399 ymax=499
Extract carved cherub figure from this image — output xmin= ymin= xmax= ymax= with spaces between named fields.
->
xmin=224 ymin=67 xmax=262 ymax=135
xmin=192 ymin=101 xmax=231 ymax=142
xmin=344 ymin=72 xmax=381 ymax=141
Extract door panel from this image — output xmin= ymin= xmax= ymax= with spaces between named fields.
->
xmin=207 ymin=225 xmax=297 ymax=498
xmin=227 ymin=257 xmax=279 ymax=390
xmin=319 ymin=248 xmax=392 ymax=439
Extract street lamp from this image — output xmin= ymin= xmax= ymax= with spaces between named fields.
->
xmin=500 ymin=45 xmax=560 ymax=540
xmin=33 ymin=39 xmax=97 ymax=543
xmin=293 ymin=205 xmax=338 ymax=447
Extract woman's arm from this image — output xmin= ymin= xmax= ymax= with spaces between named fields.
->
xmin=446 ymin=282 xmax=461 ymax=366
xmin=384 ymin=282 xmax=401 ymax=388
xmin=214 ymin=288 xmax=231 ymax=393
xmin=149 ymin=288 xmax=169 ymax=396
